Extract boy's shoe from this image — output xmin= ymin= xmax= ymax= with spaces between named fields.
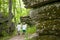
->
xmin=22 ymin=32 xmax=25 ymax=35
xmin=18 ymin=33 xmax=20 ymax=35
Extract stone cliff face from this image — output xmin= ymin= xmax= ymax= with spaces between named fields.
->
xmin=22 ymin=0 xmax=60 ymax=40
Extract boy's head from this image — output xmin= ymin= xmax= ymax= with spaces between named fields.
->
xmin=18 ymin=23 xmax=20 ymax=24
xmin=23 ymin=22 xmax=25 ymax=24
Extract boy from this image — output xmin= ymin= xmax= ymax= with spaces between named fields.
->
xmin=22 ymin=22 xmax=27 ymax=35
xmin=16 ymin=23 xmax=21 ymax=35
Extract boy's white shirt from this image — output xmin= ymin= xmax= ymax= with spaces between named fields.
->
xmin=22 ymin=24 xmax=27 ymax=30
xmin=16 ymin=24 xmax=21 ymax=31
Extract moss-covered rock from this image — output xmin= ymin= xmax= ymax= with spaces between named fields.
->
xmin=22 ymin=0 xmax=60 ymax=40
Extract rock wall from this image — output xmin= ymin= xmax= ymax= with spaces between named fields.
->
xmin=20 ymin=16 xmax=34 ymax=26
xmin=22 ymin=0 xmax=59 ymax=8
xmin=22 ymin=0 xmax=60 ymax=40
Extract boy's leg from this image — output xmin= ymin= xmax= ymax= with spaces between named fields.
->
xmin=22 ymin=30 xmax=26 ymax=35
xmin=18 ymin=31 xmax=20 ymax=35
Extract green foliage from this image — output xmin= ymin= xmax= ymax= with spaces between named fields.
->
xmin=25 ymin=26 xmax=36 ymax=40
xmin=0 ymin=0 xmax=30 ymax=40
xmin=26 ymin=26 xmax=36 ymax=34
xmin=0 ymin=0 xmax=15 ymax=37
xmin=12 ymin=0 xmax=30 ymax=24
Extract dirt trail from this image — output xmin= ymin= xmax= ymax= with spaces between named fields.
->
xmin=9 ymin=35 xmax=25 ymax=40
xmin=9 ymin=33 xmax=37 ymax=40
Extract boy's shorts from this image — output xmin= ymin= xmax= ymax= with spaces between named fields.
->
xmin=23 ymin=30 xmax=26 ymax=33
